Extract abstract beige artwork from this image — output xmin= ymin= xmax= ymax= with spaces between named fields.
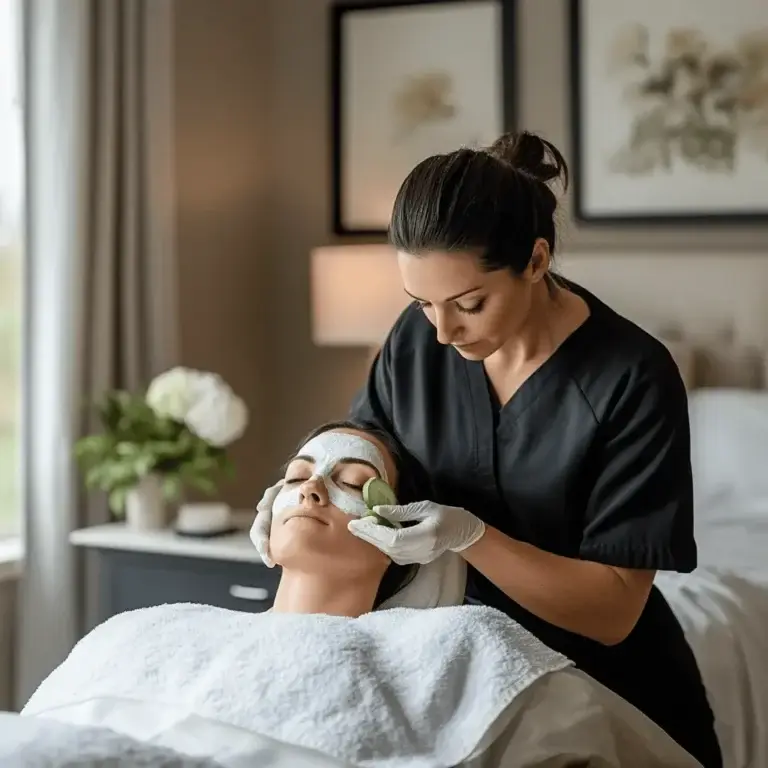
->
xmin=572 ymin=0 xmax=768 ymax=221
xmin=334 ymin=1 xmax=506 ymax=234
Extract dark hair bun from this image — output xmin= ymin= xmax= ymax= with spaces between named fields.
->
xmin=485 ymin=131 xmax=569 ymax=190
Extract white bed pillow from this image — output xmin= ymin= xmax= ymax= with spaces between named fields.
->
xmin=689 ymin=389 xmax=768 ymax=515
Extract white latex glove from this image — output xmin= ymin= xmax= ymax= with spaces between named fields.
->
xmin=249 ymin=480 xmax=284 ymax=568
xmin=347 ymin=501 xmax=486 ymax=565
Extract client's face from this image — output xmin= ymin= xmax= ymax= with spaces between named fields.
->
xmin=269 ymin=428 xmax=398 ymax=578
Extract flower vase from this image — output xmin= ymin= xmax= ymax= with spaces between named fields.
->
xmin=125 ymin=475 xmax=167 ymax=530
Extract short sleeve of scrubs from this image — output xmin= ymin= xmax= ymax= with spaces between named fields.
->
xmin=578 ymin=363 xmax=696 ymax=571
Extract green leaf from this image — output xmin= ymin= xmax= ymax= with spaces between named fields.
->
xmin=75 ymin=383 xmax=240 ymax=502
xmin=161 ymin=475 xmax=183 ymax=502
xmin=108 ymin=487 xmax=129 ymax=514
xmin=184 ymin=475 xmax=217 ymax=495
xmin=75 ymin=433 xmax=112 ymax=456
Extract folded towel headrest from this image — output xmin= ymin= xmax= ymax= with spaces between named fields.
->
xmin=376 ymin=552 xmax=466 ymax=610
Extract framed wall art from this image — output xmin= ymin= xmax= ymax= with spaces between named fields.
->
xmin=570 ymin=0 xmax=768 ymax=223
xmin=331 ymin=0 xmax=517 ymax=236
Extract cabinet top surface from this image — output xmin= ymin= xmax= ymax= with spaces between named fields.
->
xmin=70 ymin=523 xmax=262 ymax=563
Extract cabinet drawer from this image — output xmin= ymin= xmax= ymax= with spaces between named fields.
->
xmin=100 ymin=550 xmax=281 ymax=620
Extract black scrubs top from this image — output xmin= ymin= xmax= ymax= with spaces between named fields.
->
xmin=350 ymin=282 xmax=721 ymax=767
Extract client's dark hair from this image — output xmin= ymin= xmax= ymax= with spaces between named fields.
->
xmin=288 ymin=419 xmax=419 ymax=608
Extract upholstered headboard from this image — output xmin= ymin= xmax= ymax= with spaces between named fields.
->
xmin=653 ymin=331 xmax=766 ymax=391
xmin=657 ymin=337 xmax=696 ymax=390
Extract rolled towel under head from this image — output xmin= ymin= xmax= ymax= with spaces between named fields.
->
xmin=376 ymin=551 xmax=466 ymax=610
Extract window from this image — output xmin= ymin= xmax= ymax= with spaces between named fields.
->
xmin=0 ymin=0 xmax=23 ymax=538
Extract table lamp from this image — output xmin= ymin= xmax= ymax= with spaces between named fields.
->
xmin=310 ymin=245 xmax=410 ymax=353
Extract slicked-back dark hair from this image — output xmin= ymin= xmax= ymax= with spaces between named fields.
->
xmin=389 ymin=131 xmax=569 ymax=278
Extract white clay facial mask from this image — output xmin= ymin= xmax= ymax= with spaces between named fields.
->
xmin=273 ymin=432 xmax=389 ymax=519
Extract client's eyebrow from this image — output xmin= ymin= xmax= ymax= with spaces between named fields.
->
xmin=292 ymin=455 xmax=381 ymax=477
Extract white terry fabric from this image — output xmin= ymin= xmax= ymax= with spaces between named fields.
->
xmin=18 ymin=672 xmax=701 ymax=768
xmin=377 ymin=551 xmax=466 ymax=609
xmin=23 ymin=603 xmax=572 ymax=768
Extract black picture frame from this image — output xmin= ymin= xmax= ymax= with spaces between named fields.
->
xmin=331 ymin=0 xmax=517 ymax=236
xmin=569 ymin=0 xmax=768 ymax=225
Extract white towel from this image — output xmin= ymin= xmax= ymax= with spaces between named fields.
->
xmin=24 ymin=604 xmax=572 ymax=768
xmin=377 ymin=552 xmax=466 ymax=610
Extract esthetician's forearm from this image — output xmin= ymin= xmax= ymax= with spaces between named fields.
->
xmin=460 ymin=526 xmax=655 ymax=645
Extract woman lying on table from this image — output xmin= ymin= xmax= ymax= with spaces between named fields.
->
xmin=23 ymin=422 xmax=701 ymax=768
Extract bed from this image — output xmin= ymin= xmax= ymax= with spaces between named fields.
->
xmin=656 ymin=385 xmax=768 ymax=768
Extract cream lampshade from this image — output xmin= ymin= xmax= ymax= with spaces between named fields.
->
xmin=310 ymin=245 xmax=409 ymax=346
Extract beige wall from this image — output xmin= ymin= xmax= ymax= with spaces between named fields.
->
xmin=174 ymin=0 xmax=768 ymax=498
xmin=174 ymin=0 xmax=278 ymax=501
xmin=518 ymin=1 xmax=768 ymax=353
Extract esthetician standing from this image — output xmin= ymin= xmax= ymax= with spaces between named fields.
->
xmin=344 ymin=132 xmax=721 ymax=767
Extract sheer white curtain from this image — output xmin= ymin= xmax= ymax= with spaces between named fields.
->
xmin=16 ymin=0 xmax=178 ymax=705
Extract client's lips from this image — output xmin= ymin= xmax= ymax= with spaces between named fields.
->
xmin=284 ymin=511 xmax=329 ymax=525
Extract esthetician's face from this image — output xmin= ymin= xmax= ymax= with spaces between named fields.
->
xmin=269 ymin=429 xmax=398 ymax=576
xmin=397 ymin=243 xmax=550 ymax=362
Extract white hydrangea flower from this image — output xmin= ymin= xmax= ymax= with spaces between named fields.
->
xmin=184 ymin=374 xmax=249 ymax=447
xmin=145 ymin=367 xmax=202 ymax=422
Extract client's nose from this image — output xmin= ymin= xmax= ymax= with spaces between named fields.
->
xmin=298 ymin=476 xmax=329 ymax=507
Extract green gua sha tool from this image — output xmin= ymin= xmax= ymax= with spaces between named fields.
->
xmin=362 ymin=477 xmax=400 ymax=529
